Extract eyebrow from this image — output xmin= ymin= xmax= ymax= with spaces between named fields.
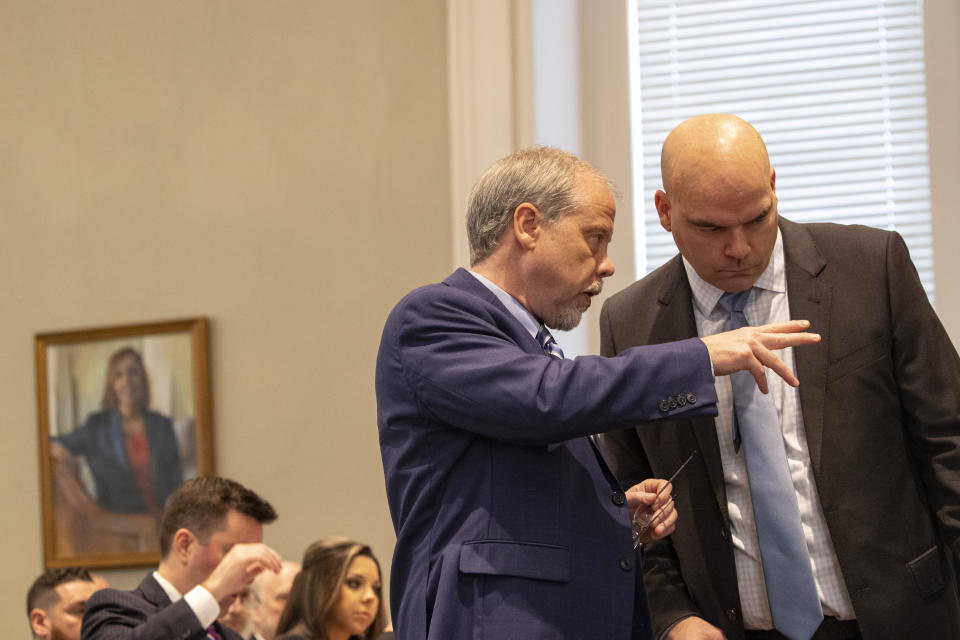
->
xmin=689 ymin=203 xmax=772 ymax=229
xmin=583 ymin=222 xmax=614 ymax=239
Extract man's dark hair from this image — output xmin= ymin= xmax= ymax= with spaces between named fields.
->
xmin=158 ymin=476 xmax=278 ymax=556
xmin=26 ymin=567 xmax=93 ymax=616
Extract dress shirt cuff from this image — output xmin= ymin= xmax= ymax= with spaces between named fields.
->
xmin=699 ymin=340 xmax=717 ymax=382
xmin=184 ymin=585 xmax=220 ymax=629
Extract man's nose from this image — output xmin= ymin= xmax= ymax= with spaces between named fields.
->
xmin=725 ymin=229 xmax=751 ymax=260
xmin=597 ymin=253 xmax=615 ymax=278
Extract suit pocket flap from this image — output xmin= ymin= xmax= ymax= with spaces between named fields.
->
xmin=460 ymin=541 xmax=570 ymax=583
xmin=907 ymin=545 xmax=945 ymax=598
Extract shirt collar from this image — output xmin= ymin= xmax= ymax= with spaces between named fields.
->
xmin=681 ymin=227 xmax=786 ymax=317
xmin=468 ymin=270 xmax=541 ymax=340
xmin=152 ymin=571 xmax=183 ymax=603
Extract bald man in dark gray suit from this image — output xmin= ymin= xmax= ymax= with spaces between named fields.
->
xmin=600 ymin=114 xmax=960 ymax=640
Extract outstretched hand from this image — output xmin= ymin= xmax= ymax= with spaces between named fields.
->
xmin=701 ymin=319 xmax=819 ymax=393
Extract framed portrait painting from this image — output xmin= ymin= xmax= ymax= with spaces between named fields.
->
xmin=35 ymin=318 xmax=213 ymax=568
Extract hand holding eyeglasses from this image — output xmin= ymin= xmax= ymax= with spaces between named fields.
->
xmin=628 ymin=450 xmax=696 ymax=548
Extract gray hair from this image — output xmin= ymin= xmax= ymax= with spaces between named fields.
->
xmin=466 ymin=146 xmax=613 ymax=265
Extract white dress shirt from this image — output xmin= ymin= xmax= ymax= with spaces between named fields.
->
xmin=152 ymin=571 xmax=221 ymax=629
xmin=682 ymin=230 xmax=855 ymax=629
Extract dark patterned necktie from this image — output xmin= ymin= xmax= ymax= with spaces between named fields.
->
xmin=535 ymin=324 xmax=565 ymax=359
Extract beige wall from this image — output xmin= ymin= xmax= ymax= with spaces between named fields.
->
xmin=926 ymin=0 xmax=960 ymax=346
xmin=0 ymin=1 xmax=449 ymax=634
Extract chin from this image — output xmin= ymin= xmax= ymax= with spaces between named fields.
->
xmin=551 ymin=308 xmax=584 ymax=332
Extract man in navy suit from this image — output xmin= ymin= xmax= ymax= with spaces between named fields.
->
xmin=81 ymin=477 xmax=282 ymax=640
xmin=375 ymin=146 xmax=821 ymax=639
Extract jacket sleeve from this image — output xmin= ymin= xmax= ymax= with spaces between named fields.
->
xmin=886 ymin=232 xmax=960 ymax=575
xmin=382 ymin=287 xmax=718 ymax=446
xmin=81 ymin=590 xmax=206 ymax=640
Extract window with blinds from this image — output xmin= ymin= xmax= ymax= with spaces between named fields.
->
xmin=627 ymin=0 xmax=934 ymax=299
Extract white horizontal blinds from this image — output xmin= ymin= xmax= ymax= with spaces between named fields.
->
xmin=631 ymin=0 xmax=934 ymax=299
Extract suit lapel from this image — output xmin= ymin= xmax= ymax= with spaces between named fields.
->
xmin=648 ymin=258 xmax=729 ymax=513
xmin=443 ymin=268 xmax=543 ymax=357
xmin=780 ymin=219 xmax=830 ymax=477
xmin=137 ymin=572 xmax=173 ymax=610
xmin=444 ymin=269 xmax=613 ymax=473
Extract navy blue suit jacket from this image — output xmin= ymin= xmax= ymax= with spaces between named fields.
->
xmin=375 ymin=268 xmax=719 ymax=640
xmin=82 ymin=572 xmax=241 ymax=640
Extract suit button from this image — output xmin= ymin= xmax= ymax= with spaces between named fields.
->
xmin=676 ymin=394 xmax=687 ymax=406
xmin=612 ymin=491 xmax=626 ymax=507
xmin=726 ymin=609 xmax=738 ymax=622
xmin=658 ymin=399 xmax=670 ymax=412
xmin=668 ymin=396 xmax=678 ymax=409
xmin=619 ymin=557 xmax=634 ymax=571
xmin=686 ymin=392 xmax=697 ymax=404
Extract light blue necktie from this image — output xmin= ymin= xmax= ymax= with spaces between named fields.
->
xmin=536 ymin=324 xmax=565 ymax=360
xmin=720 ymin=290 xmax=823 ymax=640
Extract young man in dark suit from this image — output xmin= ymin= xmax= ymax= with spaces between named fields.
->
xmin=82 ymin=476 xmax=281 ymax=640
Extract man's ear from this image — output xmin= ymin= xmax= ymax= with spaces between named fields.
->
xmin=172 ymin=528 xmax=197 ymax=564
xmin=512 ymin=202 xmax=542 ymax=250
xmin=654 ymin=190 xmax=673 ymax=232
xmin=30 ymin=608 xmax=51 ymax=638
xmin=770 ymin=166 xmax=777 ymax=193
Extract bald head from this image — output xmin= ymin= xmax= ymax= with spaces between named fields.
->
xmin=655 ymin=114 xmax=779 ymax=292
xmin=661 ymin=113 xmax=771 ymax=206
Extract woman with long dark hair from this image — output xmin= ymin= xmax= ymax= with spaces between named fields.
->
xmin=276 ymin=538 xmax=386 ymax=640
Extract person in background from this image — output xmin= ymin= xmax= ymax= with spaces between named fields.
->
xmin=248 ymin=561 xmax=301 ymax=640
xmin=219 ymin=587 xmax=253 ymax=637
xmin=28 ymin=567 xmax=108 ymax=640
xmin=275 ymin=538 xmax=386 ymax=640
xmin=600 ymin=113 xmax=960 ymax=640
xmin=53 ymin=347 xmax=184 ymax=517
xmin=81 ymin=476 xmax=281 ymax=640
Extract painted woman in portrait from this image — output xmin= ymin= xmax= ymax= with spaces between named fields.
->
xmin=52 ymin=347 xmax=184 ymax=517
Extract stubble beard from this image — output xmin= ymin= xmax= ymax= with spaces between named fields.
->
xmin=50 ymin=626 xmax=70 ymax=640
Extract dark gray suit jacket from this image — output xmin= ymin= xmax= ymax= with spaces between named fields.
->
xmin=599 ymin=219 xmax=960 ymax=640
xmin=81 ymin=572 xmax=242 ymax=640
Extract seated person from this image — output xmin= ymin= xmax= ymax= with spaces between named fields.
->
xmin=28 ymin=567 xmax=107 ymax=640
xmin=81 ymin=476 xmax=281 ymax=640
xmin=248 ymin=561 xmax=301 ymax=640
xmin=219 ymin=587 xmax=252 ymax=637
xmin=275 ymin=538 xmax=386 ymax=640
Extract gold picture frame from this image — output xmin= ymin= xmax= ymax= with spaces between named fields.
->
xmin=35 ymin=318 xmax=213 ymax=568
